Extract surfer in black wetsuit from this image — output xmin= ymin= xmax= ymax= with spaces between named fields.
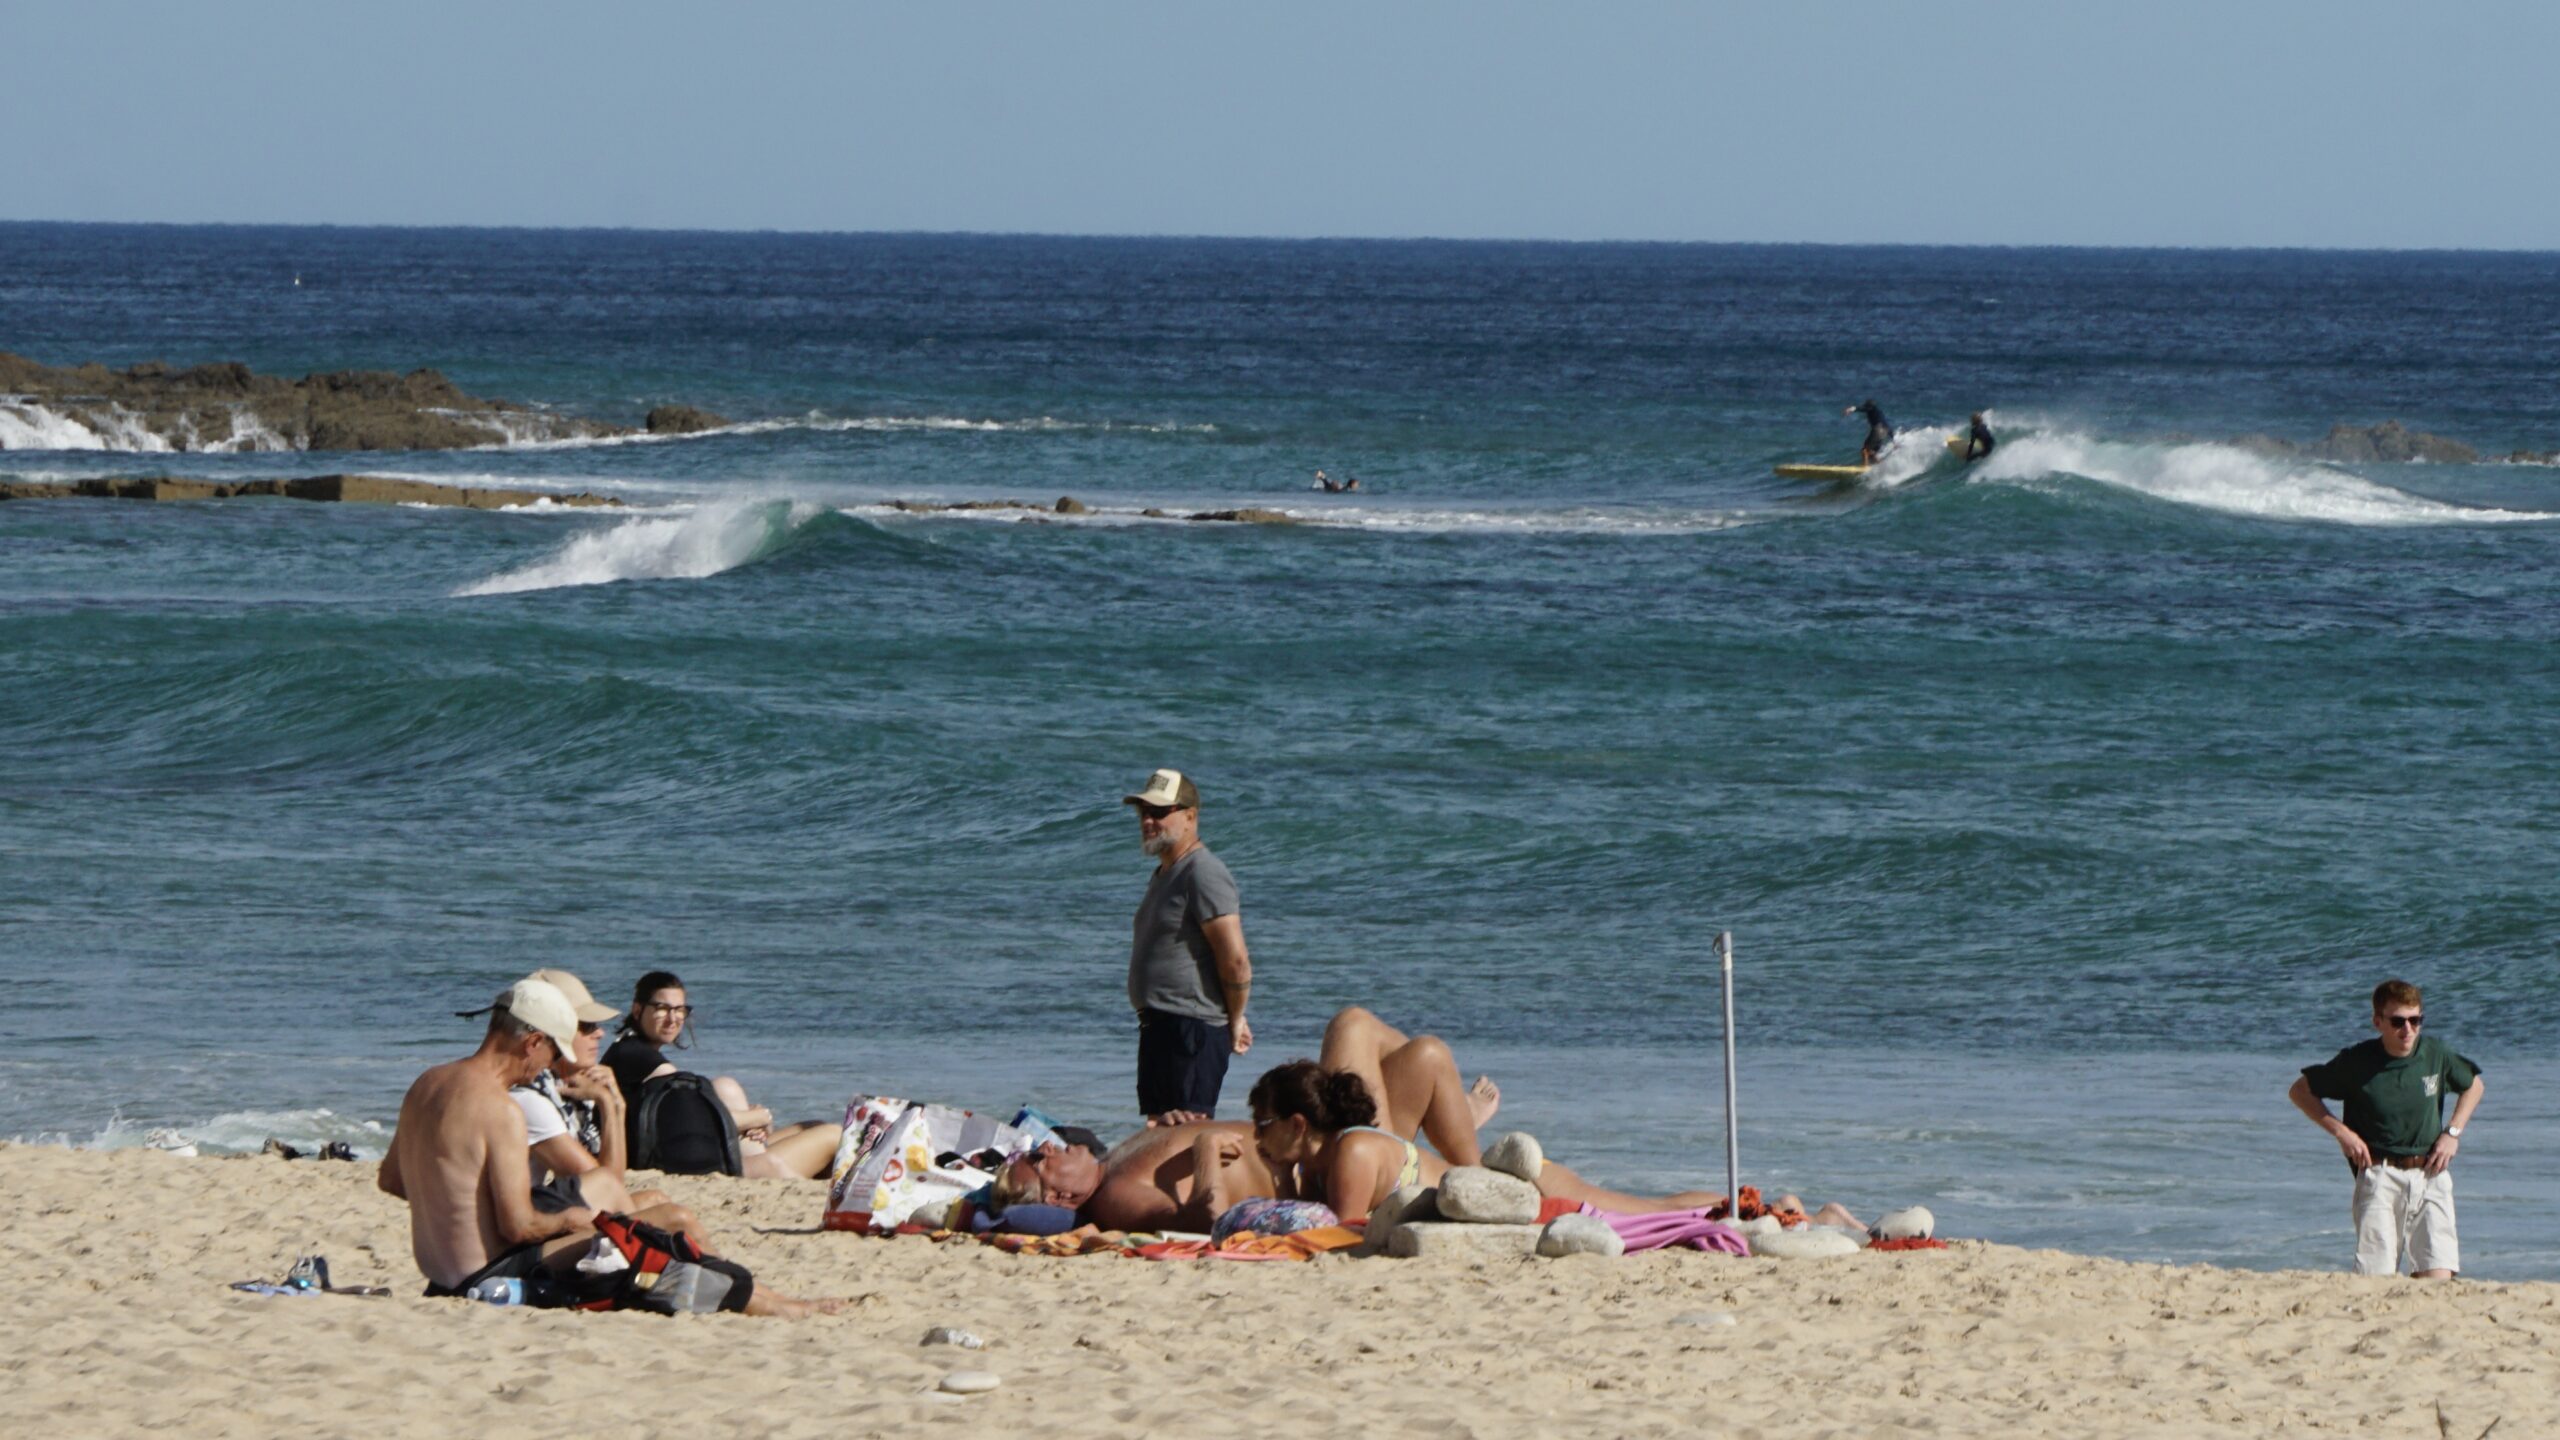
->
xmin=1961 ymin=412 xmax=1996 ymax=462
xmin=1845 ymin=400 xmax=1894 ymax=465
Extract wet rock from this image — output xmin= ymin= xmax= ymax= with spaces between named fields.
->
xmin=0 ymin=474 xmax=618 ymax=509
xmin=1054 ymin=495 xmax=1091 ymax=514
xmin=1536 ymin=1214 xmax=1624 ymax=1258
xmin=1482 ymin=1132 xmax=1544 ymax=1183
xmin=1435 ymin=1166 xmax=1541 ymax=1225
xmin=1184 ymin=507 xmax=1298 ymax=524
xmin=644 ymin=403 xmax=731 ymax=435
xmin=0 ymin=349 xmax=637 ymax=452
xmin=2229 ymin=420 xmax=2480 ymax=465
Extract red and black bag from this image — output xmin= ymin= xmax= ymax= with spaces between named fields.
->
xmin=574 ymin=1213 xmax=755 ymax=1315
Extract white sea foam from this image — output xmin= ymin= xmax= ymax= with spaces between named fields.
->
xmin=465 ymin=412 xmax=1219 ymax=452
xmin=455 ymin=497 xmax=817 ymax=595
xmin=0 ymin=400 xmax=176 ymax=452
xmin=21 ymin=1107 xmax=389 ymax=1160
xmin=1974 ymin=428 xmax=2560 ymax=526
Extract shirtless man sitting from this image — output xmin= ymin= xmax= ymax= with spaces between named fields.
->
xmin=380 ymin=978 xmax=840 ymax=1317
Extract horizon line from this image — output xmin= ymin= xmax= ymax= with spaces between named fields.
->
xmin=1 ymin=216 xmax=2555 ymax=259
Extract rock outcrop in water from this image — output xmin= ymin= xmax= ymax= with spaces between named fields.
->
xmin=0 ymin=474 xmax=619 ymax=508
xmin=2228 ymin=421 xmax=2483 ymax=465
xmin=0 ymin=351 xmax=631 ymax=452
xmin=643 ymin=404 xmax=731 ymax=436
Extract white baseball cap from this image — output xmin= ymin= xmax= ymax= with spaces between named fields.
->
xmin=1122 ymin=768 xmax=1199 ymax=809
xmin=496 ymin=978 xmax=581 ymax=1058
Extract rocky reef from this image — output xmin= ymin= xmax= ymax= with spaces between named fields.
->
xmin=0 ymin=352 xmax=718 ymax=453
xmin=2226 ymin=420 xmax=2553 ymax=466
xmin=0 ymin=474 xmax=619 ymax=508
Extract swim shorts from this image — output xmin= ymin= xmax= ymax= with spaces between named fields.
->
xmin=1136 ymin=1009 xmax=1232 ymax=1119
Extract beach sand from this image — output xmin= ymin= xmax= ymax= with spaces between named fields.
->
xmin=5 ymin=1142 xmax=2548 ymax=1439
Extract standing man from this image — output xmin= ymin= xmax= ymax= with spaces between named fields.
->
xmin=2288 ymin=979 xmax=2485 ymax=1279
xmin=1845 ymin=399 xmax=1895 ymax=465
xmin=1124 ymin=768 xmax=1253 ymax=1126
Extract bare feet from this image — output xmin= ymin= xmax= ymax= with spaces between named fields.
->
xmin=1466 ymin=1075 xmax=1501 ymax=1130
xmin=749 ymin=1292 xmax=850 ymax=1319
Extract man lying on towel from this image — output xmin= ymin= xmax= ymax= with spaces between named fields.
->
xmin=379 ymin=978 xmax=843 ymax=1318
xmin=994 ymin=1120 xmax=1276 ymax=1233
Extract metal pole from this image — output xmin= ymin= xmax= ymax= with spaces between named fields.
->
xmin=1718 ymin=930 xmax=1739 ymax=1211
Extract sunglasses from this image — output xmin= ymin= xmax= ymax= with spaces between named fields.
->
xmin=2383 ymin=1014 xmax=2424 ymax=1030
xmin=1136 ymin=803 xmax=1180 ymax=820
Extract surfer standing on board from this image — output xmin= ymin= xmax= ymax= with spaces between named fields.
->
xmin=1846 ymin=400 xmax=1894 ymax=465
xmin=1961 ymin=412 xmax=1996 ymax=461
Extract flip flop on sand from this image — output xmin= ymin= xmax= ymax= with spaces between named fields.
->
xmin=229 ymin=1255 xmax=388 ymax=1298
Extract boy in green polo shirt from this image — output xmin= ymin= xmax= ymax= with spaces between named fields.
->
xmin=2287 ymin=979 xmax=2486 ymax=1278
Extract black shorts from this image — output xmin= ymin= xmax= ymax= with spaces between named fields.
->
xmin=531 ymin=1173 xmax=586 ymax=1214
xmin=422 ymin=1241 xmax=578 ymax=1307
xmin=1136 ymin=1009 xmax=1232 ymax=1119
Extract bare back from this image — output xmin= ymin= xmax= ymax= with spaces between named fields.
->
xmin=383 ymin=1057 xmax=536 ymax=1290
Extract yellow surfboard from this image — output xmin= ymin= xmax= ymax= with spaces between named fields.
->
xmin=1774 ymin=463 xmax=1868 ymax=481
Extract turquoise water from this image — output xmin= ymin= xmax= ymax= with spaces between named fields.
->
xmin=4 ymin=226 xmax=2556 ymax=1275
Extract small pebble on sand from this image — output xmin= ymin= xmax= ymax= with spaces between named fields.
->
xmin=939 ymin=1371 xmax=1001 ymax=1395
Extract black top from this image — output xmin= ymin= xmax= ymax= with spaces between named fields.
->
xmin=1856 ymin=401 xmax=1894 ymax=451
xmin=1965 ymin=416 xmax=1996 ymax=459
xmin=603 ymin=1034 xmax=670 ymax=1104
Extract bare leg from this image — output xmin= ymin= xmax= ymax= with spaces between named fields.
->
xmin=744 ymin=1288 xmax=848 ymax=1318
xmin=1320 ymin=1007 xmax=1492 ymax=1167
xmin=711 ymin=1076 xmax=776 ymax=1137
xmin=1810 ymin=1202 xmax=1862 ymax=1230
xmin=742 ymin=1122 xmax=842 ymax=1180
xmin=572 ymin=1168 xmax=640 ymax=1213
xmin=1534 ymin=1159 xmax=1725 ymax=1215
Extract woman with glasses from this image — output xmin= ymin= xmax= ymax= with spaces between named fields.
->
xmin=606 ymin=970 xmax=841 ymax=1180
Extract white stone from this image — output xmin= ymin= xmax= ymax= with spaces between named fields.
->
xmin=1482 ymin=1131 xmax=1545 ymax=1183
xmin=1870 ymin=1206 xmax=1935 ymax=1242
xmin=938 ymin=1371 xmax=1001 ymax=1395
xmin=922 ymin=1326 xmax=985 ymax=1349
xmin=1435 ymin=1166 xmax=1542 ymax=1225
xmin=1672 ymin=1310 xmax=1739 ymax=1328
xmin=1372 ymin=1184 xmax=1438 ymax=1230
xmin=1731 ymin=1214 xmax=1784 ymax=1238
xmin=1382 ymin=1221 xmax=1545 ymax=1260
xmin=1750 ymin=1226 xmax=1860 ymax=1260
xmin=1536 ymin=1213 xmax=1625 ymax=1258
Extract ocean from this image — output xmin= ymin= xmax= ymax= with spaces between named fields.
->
xmin=3 ymin=223 xmax=2554 ymax=1276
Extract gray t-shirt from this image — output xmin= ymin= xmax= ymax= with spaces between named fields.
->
xmin=1128 ymin=844 xmax=1241 ymax=1022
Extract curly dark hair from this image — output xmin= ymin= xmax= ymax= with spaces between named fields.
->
xmin=1247 ymin=1059 xmax=1379 ymax=1132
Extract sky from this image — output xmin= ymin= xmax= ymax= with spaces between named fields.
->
xmin=4 ymin=1 xmax=2554 ymax=249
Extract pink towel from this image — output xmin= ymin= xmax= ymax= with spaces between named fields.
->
xmin=1589 ymin=1205 xmax=1749 ymax=1256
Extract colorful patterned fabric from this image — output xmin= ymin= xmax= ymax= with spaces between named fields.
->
xmin=1210 ymin=1196 xmax=1340 ymax=1245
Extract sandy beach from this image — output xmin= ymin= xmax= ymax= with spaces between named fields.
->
xmin=4 ymin=1142 xmax=2547 ymax=1439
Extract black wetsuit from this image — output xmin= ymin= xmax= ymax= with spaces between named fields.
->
xmin=1854 ymin=402 xmax=1894 ymax=462
xmin=1963 ymin=417 xmax=1996 ymax=461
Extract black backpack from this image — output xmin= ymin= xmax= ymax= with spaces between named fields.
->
xmin=627 ymin=1071 xmax=743 ymax=1177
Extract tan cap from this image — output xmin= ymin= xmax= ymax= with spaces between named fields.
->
xmin=522 ymin=968 xmax=619 ymax=1024
xmin=496 ymin=978 xmax=581 ymax=1058
xmin=1122 ymin=768 xmax=1199 ymax=809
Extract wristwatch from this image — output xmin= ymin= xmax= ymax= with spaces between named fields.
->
xmin=2446 ymin=1125 xmax=2464 ymax=1139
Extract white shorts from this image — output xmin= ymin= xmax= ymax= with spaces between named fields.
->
xmin=2351 ymin=1163 xmax=2457 ymax=1276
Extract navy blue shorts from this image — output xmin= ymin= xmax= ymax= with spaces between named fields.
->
xmin=1136 ymin=1009 xmax=1233 ymax=1119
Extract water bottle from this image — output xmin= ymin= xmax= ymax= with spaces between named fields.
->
xmin=464 ymin=1276 xmax=526 ymax=1306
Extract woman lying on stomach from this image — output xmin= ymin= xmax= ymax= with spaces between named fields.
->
xmin=604 ymin=969 xmax=841 ymax=1181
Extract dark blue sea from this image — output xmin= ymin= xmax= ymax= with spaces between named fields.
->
xmin=4 ymin=224 xmax=2555 ymax=1274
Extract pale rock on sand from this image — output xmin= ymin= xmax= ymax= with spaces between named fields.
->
xmin=1751 ymin=1227 xmax=1862 ymax=1260
xmin=1383 ymin=1221 xmax=1545 ymax=1259
xmin=1537 ymin=1214 xmax=1625 ymax=1258
xmin=1481 ymin=1131 xmax=1544 ymax=1182
xmin=1373 ymin=1183 xmax=1437 ymax=1229
xmin=6 ymin=1142 xmax=2557 ymax=1439
xmin=1435 ymin=1166 xmax=1541 ymax=1224
xmin=1872 ymin=1205 xmax=1936 ymax=1241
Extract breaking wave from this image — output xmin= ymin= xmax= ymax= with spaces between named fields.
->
xmin=1971 ymin=428 xmax=2560 ymax=526
xmin=454 ymin=498 xmax=822 ymax=595
xmin=470 ymin=412 xmax=1219 ymax=451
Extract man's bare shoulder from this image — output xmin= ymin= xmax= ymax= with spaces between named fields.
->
xmin=397 ymin=1058 xmax=521 ymax=1137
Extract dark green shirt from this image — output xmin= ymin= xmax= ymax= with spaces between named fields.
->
xmin=2302 ymin=1036 xmax=2480 ymax=1157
